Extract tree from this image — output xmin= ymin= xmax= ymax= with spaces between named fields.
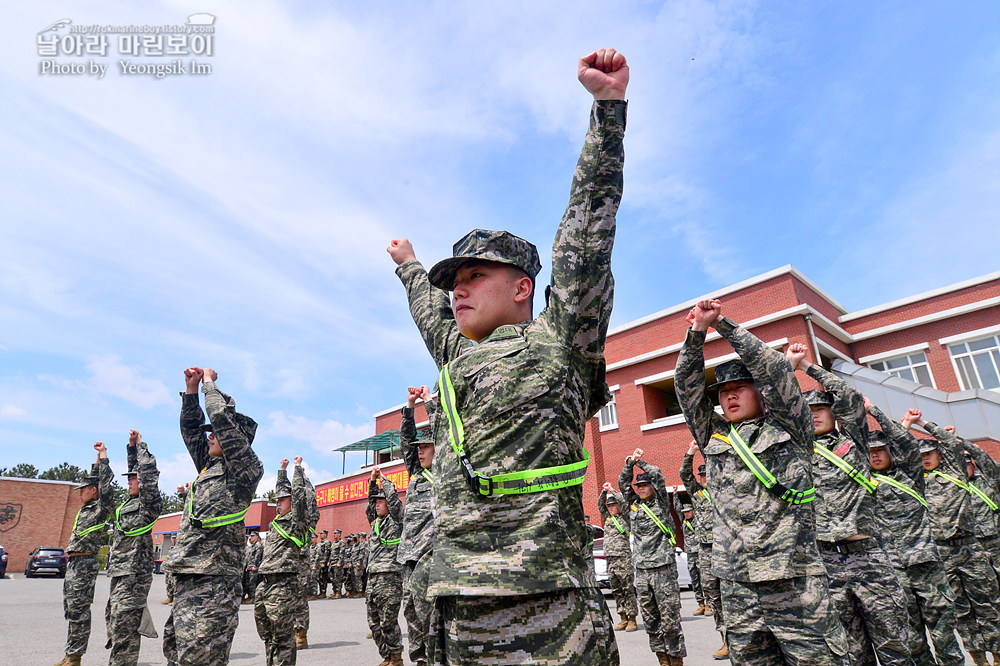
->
xmin=161 ymin=488 xmax=187 ymax=514
xmin=259 ymin=489 xmax=276 ymax=503
xmin=40 ymin=462 xmax=89 ymax=483
xmin=0 ymin=463 xmax=39 ymax=478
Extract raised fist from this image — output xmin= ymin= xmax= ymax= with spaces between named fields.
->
xmin=94 ymin=441 xmax=106 ymax=453
xmin=203 ymin=368 xmax=218 ymax=382
xmin=280 ymin=458 xmax=289 ymax=470
xmin=371 ymin=466 xmax=382 ymax=480
xmin=128 ymin=429 xmax=141 ymax=445
xmin=632 ymin=447 xmax=644 ymax=460
xmin=863 ymin=397 xmax=874 ymax=412
xmin=294 ymin=456 xmax=303 ymax=466
xmin=387 ymin=239 xmax=416 ymax=266
xmin=686 ymin=299 xmax=722 ymax=332
xmin=785 ymin=342 xmax=810 ymax=371
xmin=687 ymin=441 xmax=699 ymax=455
xmin=578 ymin=48 xmax=629 ymax=100
xmin=944 ymin=425 xmax=955 ymax=434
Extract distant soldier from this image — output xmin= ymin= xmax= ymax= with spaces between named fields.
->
xmin=162 ymin=367 xmax=264 ymax=666
xmin=244 ymin=532 xmax=263 ymax=603
xmin=327 ymin=529 xmax=344 ymax=598
xmin=254 ymin=457 xmax=310 ymax=665
xmin=672 ymin=496 xmax=704 ymax=615
xmin=342 ymin=534 xmax=356 ymax=597
xmin=619 ymin=449 xmax=686 ymax=666
xmin=307 ymin=533 xmax=320 ymax=600
xmin=105 ymin=430 xmax=162 ymax=666
xmin=163 ymin=532 xmax=179 ymax=605
xmin=958 ymin=429 xmax=1000 ymax=577
xmin=366 ymin=466 xmax=404 ymax=666
xmin=865 ymin=402 xmax=964 ymax=666
xmin=598 ymin=482 xmax=638 ymax=632
xmin=675 ymin=301 xmax=848 ymax=666
xmin=54 ymin=441 xmax=113 ymax=666
xmin=293 ymin=469 xmax=319 ymax=649
xmin=316 ymin=530 xmax=332 ymax=598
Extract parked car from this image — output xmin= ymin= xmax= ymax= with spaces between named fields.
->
xmin=594 ymin=539 xmax=693 ymax=591
xmin=0 ymin=545 xmax=8 ymax=578
xmin=24 ymin=546 xmax=67 ymax=578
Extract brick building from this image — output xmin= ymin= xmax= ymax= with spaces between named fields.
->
xmin=0 ymin=476 xmax=80 ymax=572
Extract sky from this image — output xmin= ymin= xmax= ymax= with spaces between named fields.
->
xmin=3 ymin=1 xmax=1000 ymax=495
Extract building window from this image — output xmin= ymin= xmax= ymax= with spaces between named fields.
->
xmin=598 ymin=391 xmax=618 ymax=431
xmin=869 ymin=351 xmax=934 ymax=387
xmin=949 ymin=335 xmax=1000 ymax=390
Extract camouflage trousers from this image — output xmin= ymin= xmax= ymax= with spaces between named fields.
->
xmin=403 ymin=557 xmax=433 ymax=665
xmin=980 ymin=536 xmax=1000 ymax=579
xmin=162 ymin=573 xmax=242 ymax=665
xmin=349 ymin=565 xmax=364 ymax=595
xmin=938 ymin=537 xmax=1000 ymax=653
xmin=253 ymin=573 xmax=298 ymax=666
xmin=293 ymin=565 xmax=310 ymax=631
xmin=308 ymin=567 xmax=320 ymax=596
xmin=893 ymin=561 xmax=964 ymax=666
xmin=165 ymin=571 xmax=176 ymax=599
xmin=635 ymin=563 xmax=687 ymax=657
xmin=687 ymin=547 xmax=705 ymax=605
xmin=63 ymin=555 xmax=100 ymax=656
xmin=105 ymin=571 xmax=153 ymax=666
xmin=428 ymin=587 xmax=619 ymax=665
xmin=720 ymin=575 xmax=850 ymax=666
xmin=329 ymin=564 xmax=344 ymax=596
xmin=819 ymin=543 xmax=911 ymax=666
xmin=606 ymin=554 xmax=638 ymax=618
xmin=243 ymin=569 xmax=259 ymax=599
xmin=317 ymin=566 xmax=329 ymax=596
xmin=700 ymin=544 xmax=725 ymax=636
xmin=367 ymin=571 xmax=404 ymax=659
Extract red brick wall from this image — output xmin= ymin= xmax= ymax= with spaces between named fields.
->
xmin=842 ymin=279 xmax=1000 ymax=333
xmin=0 ymin=477 xmax=79 ymax=572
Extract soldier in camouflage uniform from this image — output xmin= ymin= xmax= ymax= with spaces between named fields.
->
xmin=387 ymin=47 xmax=627 ymax=666
xmin=786 ymin=344 xmax=912 ymax=666
xmin=327 ymin=529 xmax=345 ymax=598
xmin=958 ymin=430 xmax=1000 ymax=577
xmin=598 ymin=482 xmax=638 ymax=632
xmin=244 ymin=531 xmax=263 ymax=603
xmin=619 ymin=451 xmax=687 ymax=666
xmin=162 ymin=367 xmax=264 ymax=666
xmin=54 ymin=441 xmax=114 ymax=666
xmin=104 ymin=430 xmax=162 ymax=666
xmin=307 ymin=533 xmax=320 ymax=599
xmin=163 ymin=533 xmax=178 ymax=604
xmin=915 ymin=413 xmax=1000 ymax=666
xmin=316 ymin=529 xmax=332 ymax=597
xmin=680 ymin=444 xmax=728 ymax=659
xmin=365 ymin=467 xmax=405 ymax=666
xmin=293 ymin=468 xmax=320 ymax=648
xmin=865 ymin=403 xmax=965 ymax=666
xmin=254 ymin=457 xmax=310 ymax=665
xmin=675 ymin=301 xmax=849 ymax=666
xmin=672 ymin=496 xmax=704 ymax=613
xmin=399 ymin=385 xmax=437 ymax=666
xmin=345 ymin=534 xmax=359 ymax=596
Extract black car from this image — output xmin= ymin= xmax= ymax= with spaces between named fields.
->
xmin=0 ymin=545 xmax=8 ymax=578
xmin=24 ymin=546 xmax=67 ymax=578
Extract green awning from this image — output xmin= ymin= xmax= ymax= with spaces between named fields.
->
xmin=334 ymin=427 xmax=432 ymax=453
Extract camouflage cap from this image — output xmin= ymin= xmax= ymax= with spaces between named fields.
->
xmin=867 ymin=430 xmax=889 ymax=450
xmin=708 ymin=360 xmax=755 ymax=390
xmin=273 ymin=488 xmax=292 ymax=500
xmin=73 ymin=474 xmax=99 ymax=490
xmin=918 ymin=439 xmax=940 ymax=454
xmin=681 ymin=503 xmax=694 ymax=512
xmin=427 ymin=229 xmax=542 ymax=291
xmin=803 ymin=389 xmax=834 ymax=407
xmin=416 ymin=437 xmax=435 ymax=447
xmin=333 ymin=529 xmax=341 ymax=534
xmin=697 ymin=464 xmax=707 ymax=475
xmin=634 ymin=472 xmax=654 ymax=485
xmin=605 ymin=494 xmax=619 ymax=504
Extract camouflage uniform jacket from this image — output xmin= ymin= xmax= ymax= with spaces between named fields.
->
xmin=308 ymin=541 xmax=319 ymax=568
xmin=619 ymin=460 xmax=675 ymax=570
xmin=106 ymin=442 xmax=162 ymax=576
xmin=868 ymin=405 xmax=939 ymax=568
xmin=398 ymin=405 xmax=434 ymax=565
xmin=679 ymin=453 xmax=714 ymax=544
xmin=597 ymin=489 xmax=632 ymax=558
xmin=367 ymin=477 xmax=404 ymax=574
xmin=959 ymin=437 xmax=999 ymax=539
xmin=921 ymin=421 xmax=976 ymax=540
xmin=300 ymin=472 xmax=320 ymax=573
xmin=675 ymin=318 xmax=824 ymax=583
xmin=164 ymin=382 xmax=264 ymax=576
xmin=246 ymin=540 xmax=263 ymax=571
xmin=329 ymin=539 xmax=344 ymax=567
xmin=317 ymin=538 xmax=332 ymax=568
xmin=67 ymin=457 xmax=114 ymax=553
xmin=672 ymin=494 xmax=699 ymax=554
xmin=260 ymin=466 xmax=310 ymax=574
xmin=395 ymin=99 xmax=626 ymax=597
xmin=806 ymin=364 xmax=878 ymax=542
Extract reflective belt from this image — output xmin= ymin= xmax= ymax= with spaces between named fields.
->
xmin=73 ymin=508 xmax=107 ymax=538
xmin=872 ymin=473 xmax=928 ymax=507
xmin=683 ymin=519 xmax=694 ymax=531
xmin=271 ymin=519 xmax=305 ymax=548
xmin=187 ymin=479 xmax=250 ymax=529
xmin=928 ymin=470 xmax=972 ymax=493
xmin=609 ymin=515 xmax=627 ymax=534
xmin=437 ymin=363 xmax=589 ymax=496
xmin=814 ymin=441 xmax=877 ymax=493
xmin=421 ymin=469 xmax=434 ymax=485
xmin=713 ymin=428 xmax=815 ymax=505
xmin=969 ymin=482 xmax=999 ymax=511
xmin=113 ymin=501 xmax=156 ymax=537
xmin=374 ymin=516 xmax=400 ymax=546
xmin=638 ymin=502 xmax=676 ymax=545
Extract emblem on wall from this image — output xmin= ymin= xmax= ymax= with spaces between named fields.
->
xmin=0 ymin=502 xmax=22 ymax=532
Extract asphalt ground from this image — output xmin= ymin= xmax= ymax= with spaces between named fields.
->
xmin=0 ymin=571 xmax=728 ymax=665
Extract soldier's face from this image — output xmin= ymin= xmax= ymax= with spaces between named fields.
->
xmin=451 ymin=261 xmax=532 ymax=342
xmin=418 ymin=442 xmax=435 ymax=469
xmin=128 ymin=475 xmax=139 ymax=497
xmin=375 ymin=498 xmax=389 ymax=517
xmin=276 ymin=496 xmax=291 ymax=515
xmin=967 ymin=461 xmax=976 ymax=479
xmin=810 ymin=405 xmax=836 ymax=435
xmin=718 ymin=382 xmax=763 ymax=422
xmin=921 ymin=449 xmax=941 ymax=471
xmin=207 ymin=432 xmax=223 ymax=457
xmin=333 ymin=534 xmax=341 ymax=541
xmin=607 ymin=502 xmax=620 ymax=516
xmin=635 ymin=482 xmax=654 ymax=500
xmin=696 ymin=472 xmax=707 ymax=486
xmin=869 ymin=448 xmax=891 ymax=471
xmin=77 ymin=485 xmax=97 ymax=503
xmin=320 ymin=533 xmax=328 ymax=541
xmin=684 ymin=510 xmax=694 ymax=520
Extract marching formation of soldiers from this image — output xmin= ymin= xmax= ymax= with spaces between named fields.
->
xmin=49 ymin=46 xmax=1000 ymax=666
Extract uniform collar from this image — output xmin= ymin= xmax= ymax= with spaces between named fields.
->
xmin=480 ymin=322 xmax=526 ymax=344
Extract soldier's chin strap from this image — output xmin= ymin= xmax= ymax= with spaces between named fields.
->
xmin=713 ymin=428 xmax=815 ymax=505
xmin=437 ymin=363 xmax=589 ymax=497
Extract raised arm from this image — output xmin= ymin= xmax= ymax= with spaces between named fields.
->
xmin=96 ymin=442 xmax=115 ymax=514
xmin=792 ymin=346 xmax=867 ymax=442
xmin=597 ymin=487 xmax=610 ymax=521
xmin=921 ymin=419 xmax=967 ymax=477
xmin=292 ymin=458 xmax=307 ymax=524
xmin=201 ymin=371 xmax=263 ymax=499
xmin=869 ymin=404 xmax=924 ymax=485
xmin=135 ymin=436 xmax=162 ymax=516
xmin=180 ymin=367 xmax=210 ymax=470
xmin=675 ymin=327 xmax=727 ymax=450
xmin=618 ymin=455 xmax=639 ymax=506
xmin=382 ymin=476 xmax=404 ymax=523
xmin=679 ymin=442 xmax=701 ymax=492
xmin=366 ymin=468 xmax=379 ymax=524
xmin=399 ymin=386 xmax=425 ymax=477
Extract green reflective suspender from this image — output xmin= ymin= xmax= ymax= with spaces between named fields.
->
xmin=814 ymin=441 xmax=877 ymax=493
xmin=698 ymin=488 xmax=711 ymax=502
xmin=683 ymin=519 xmax=694 ymax=531
xmin=72 ymin=507 xmax=107 ymax=538
xmin=609 ymin=515 xmax=627 ymax=534
xmin=271 ymin=519 xmax=305 ymax=548
xmin=374 ymin=516 xmax=400 ymax=546
xmin=872 ymin=473 xmax=928 ymax=508
xmin=638 ymin=502 xmax=676 ymax=545
xmin=713 ymin=428 xmax=815 ymax=505
xmin=421 ymin=469 xmax=434 ymax=485
xmin=436 ymin=363 xmax=590 ymax=496
xmin=113 ymin=501 xmax=156 ymax=537
xmin=928 ymin=469 xmax=971 ymax=493
xmin=969 ymin=481 xmax=999 ymax=512
xmin=186 ymin=478 xmax=250 ymax=529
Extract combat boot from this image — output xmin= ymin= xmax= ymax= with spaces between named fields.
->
xmin=366 ymin=631 xmax=373 ymax=639
xmin=969 ymin=651 xmax=988 ymax=666
xmin=703 ymin=604 xmax=713 ymax=616
xmin=613 ymin=616 xmax=629 ymax=630
xmin=389 ymin=654 xmax=404 ymax=666
xmin=669 ymin=657 xmax=684 ymax=666
xmin=655 ymin=653 xmax=670 ymax=666
xmin=713 ymin=643 xmax=729 ymax=660
xmin=693 ymin=603 xmax=706 ymax=615
xmin=161 ymin=596 xmax=173 ymax=605
xmin=53 ymin=656 xmax=82 ymax=666
xmin=625 ymin=616 xmax=638 ymax=632
xmin=328 ymin=592 xmax=341 ymax=599
xmin=295 ymin=628 xmax=308 ymax=649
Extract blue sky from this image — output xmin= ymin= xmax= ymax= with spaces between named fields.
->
xmin=3 ymin=1 xmax=1000 ymax=494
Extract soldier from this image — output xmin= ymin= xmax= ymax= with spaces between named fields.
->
xmin=327 ymin=529 xmax=344 ymax=598
xmin=785 ymin=343 xmax=912 ymax=666
xmin=54 ymin=441 xmax=113 ymax=666
xmin=957 ymin=429 xmax=1000 ymax=577
xmin=672 ymin=497 xmax=704 ymax=616
xmin=386 ymin=47 xmax=627 ymax=665
xmin=244 ymin=531 xmax=263 ymax=603
xmin=345 ymin=534 xmax=359 ymax=597
xmin=293 ymin=470 xmax=319 ymax=649
xmin=398 ymin=385 xmax=436 ymax=666
xmin=675 ymin=300 xmax=848 ymax=666
xmin=619 ymin=450 xmax=687 ymax=666
xmin=163 ymin=532 xmax=178 ymax=605
xmin=105 ymin=430 xmax=161 ymax=666
xmin=254 ymin=457 xmax=310 ymax=665
xmin=865 ymin=402 xmax=965 ymax=666
xmin=680 ymin=443 xmax=728 ymax=660
xmin=162 ymin=367 xmax=264 ymax=666
xmin=316 ymin=529 xmax=332 ymax=598
xmin=366 ymin=466 xmax=405 ymax=666
xmin=598 ymin=482 xmax=638 ymax=632
xmin=307 ymin=533 xmax=320 ymax=600
xmin=915 ymin=414 xmax=1000 ymax=666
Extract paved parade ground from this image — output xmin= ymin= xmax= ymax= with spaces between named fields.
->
xmin=0 ymin=572 xmax=728 ymax=665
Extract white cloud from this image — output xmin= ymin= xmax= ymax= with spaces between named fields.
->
xmin=83 ymin=354 xmax=174 ymax=409
xmin=0 ymin=404 xmax=26 ymax=418
xmin=266 ymin=411 xmax=373 ymax=459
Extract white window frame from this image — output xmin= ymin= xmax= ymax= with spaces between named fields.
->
xmin=598 ymin=385 xmax=620 ymax=432
xmin=947 ymin=334 xmax=1000 ymax=392
xmin=865 ymin=347 xmax=936 ymax=388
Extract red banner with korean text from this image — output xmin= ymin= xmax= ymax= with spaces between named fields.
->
xmin=315 ymin=465 xmax=410 ymax=507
